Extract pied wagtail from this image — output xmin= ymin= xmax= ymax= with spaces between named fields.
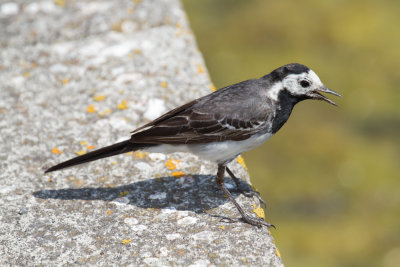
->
xmin=45 ymin=63 xmax=342 ymax=227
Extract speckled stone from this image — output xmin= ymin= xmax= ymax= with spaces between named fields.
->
xmin=0 ymin=0 xmax=283 ymax=266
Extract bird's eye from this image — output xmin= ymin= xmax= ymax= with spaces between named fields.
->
xmin=300 ymin=80 xmax=310 ymax=88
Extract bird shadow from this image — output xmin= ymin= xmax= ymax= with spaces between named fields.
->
xmin=33 ymin=175 xmax=247 ymax=214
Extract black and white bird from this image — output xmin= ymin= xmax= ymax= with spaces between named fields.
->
xmin=45 ymin=63 xmax=341 ymax=227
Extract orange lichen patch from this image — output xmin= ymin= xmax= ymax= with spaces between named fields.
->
xmin=86 ymin=145 xmax=96 ymax=150
xmin=252 ymin=204 xmax=265 ymax=218
xmin=117 ymin=100 xmax=128 ymax=110
xmin=93 ymin=95 xmax=106 ymax=101
xmin=106 ymin=210 xmax=111 ymax=216
xmin=237 ymin=156 xmax=248 ymax=170
xmin=86 ymin=104 xmax=96 ymax=113
xmin=160 ymin=81 xmax=168 ymax=88
xmin=172 ymin=171 xmax=185 ymax=178
xmin=209 ymin=84 xmax=217 ymax=92
xmin=75 ymin=149 xmax=86 ymax=156
xmin=177 ymin=249 xmax=185 ymax=255
xmin=165 ymin=159 xmax=180 ymax=170
xmin=119 ymin=191 xmax=129 ymax=197
xmin=70 ymin=176 xmax=84 ymax=188
xmin=275 ymin=248 xmax=281 ymax=258
xmin=197 ymin=64 xmax=205 ymax=74
xmin=54 ymin=0 xmax=66 ymax=7
xmin=61 ymin=78 xmax=69 ymax=85
xmin=52 ymin=147 xmax=62 ymax=155
xmin=122 ymin=239 xmax=131 ymax=244
xmin=79 ymin=141 xmax=87 ymax=145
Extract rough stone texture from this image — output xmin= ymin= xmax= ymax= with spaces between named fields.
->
xmin=0 ymin=0 xmax=283 ymax=266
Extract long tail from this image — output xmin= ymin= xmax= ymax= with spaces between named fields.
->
xmin=45 ymin=140 xmax=152 ymax=173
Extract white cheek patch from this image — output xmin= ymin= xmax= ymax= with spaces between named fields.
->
xmin=283 ymin=73 xmax=307 ymax=96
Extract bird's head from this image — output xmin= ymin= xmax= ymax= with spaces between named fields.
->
xmin=268 ymin=63 xmax=342 ymax=106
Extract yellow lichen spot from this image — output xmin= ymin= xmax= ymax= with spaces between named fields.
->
xmin=133 ymin=151 xmax=145 ymax=159
xmin=275 ymin=248 xmax=281 ymax=258
xmin=160 ymin=81 xmax=168 ymax=88
xmin=127 ymin=7 xmax=134 ymax=14
xmin=241 ymin=257 xmax=247 ymax=262
xmin=237 ymin=156 xmax=248 ymax=170
xmin=165 ymin=159 xmax=180 ymax=170
xmin=122 ymin=239 xmax=131 ymax=244
xmin=61 ymin=78 xmax=69 ymax=85
xmin=93 ymin=95 xmax=106 ymax=101
xmin=176 ymin=22 xmax=182 ymax=28
xmin=111 ymin=21 xmax=123 ymax=32
xmin=172 ymin=171 xmax=185 ymax=178
xmin=252 ymin=204 xmax=265 ymax=218
xmin=128 ymin=53 xmax=135 ymax=59
xmin=75 ymin=149 xmax=86 ymax=156
xmin=197 ymin=64 xmax=204 ymax=74
xmin=133 ymin=49 xmax=142 ymax=54
xmin=106 ymin=210 xmax=111 ymax=216
xmin=119 ymin=191 xmax=129 ymax=197
xmin=111 ymin=161 xmax=117 ymax=165
xmin=86 ymin=145 xmax=96 ymax=150
xmin=209 ymin=84 xmax=216 ymax=92
xmin=22 ymin=71 xmax=31 ymax=77
xmin=125 ymin=152 xmax=133 ymax=156
xmin=86 ymin=104 xmax=96 ymax=113
xmin=79 ymin=141 xmax=87 ymax=145
xmin=53 ymin=0 xmax=65 ymax=7
xmin=98 ymin=109 xmax=112 ymax=117
xmin=52 ymin=147 xmax=62 ymax=155
xmin=117 ymin=100 xmax=128 ymax=110
xmin=220 ymin=225 xmax=225 ymax=230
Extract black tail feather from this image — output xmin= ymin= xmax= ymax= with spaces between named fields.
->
xmin=45 ymin=140 xmax=151 ymax=173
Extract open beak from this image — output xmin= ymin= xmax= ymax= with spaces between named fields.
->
xmin=310 ymin=86 xmax=342 ymax=106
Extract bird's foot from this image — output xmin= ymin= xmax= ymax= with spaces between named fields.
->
xmin=241 ymin=214 xmax=275 ymax=229
xmin=234 ymin=182 xmax=266 ymax=208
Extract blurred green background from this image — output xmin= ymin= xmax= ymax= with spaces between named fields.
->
xmin=182 ymin=0 xmax=400 ymax=266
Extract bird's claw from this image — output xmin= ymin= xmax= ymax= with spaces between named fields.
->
xmin=241 ymin=215 xmax=275 ymax=229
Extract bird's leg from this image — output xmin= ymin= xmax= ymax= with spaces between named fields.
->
xmin=225 ymin=166 xmax=266 ymax=208
xmin=216 ymin=164 xmax=274 ymax=228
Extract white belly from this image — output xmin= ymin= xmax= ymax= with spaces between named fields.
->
xmin=147 ymin=132 xmax=273 ymax=163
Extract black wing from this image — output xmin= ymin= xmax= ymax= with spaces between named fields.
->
xmin=131 ymin=79 xmax=274 ymax=144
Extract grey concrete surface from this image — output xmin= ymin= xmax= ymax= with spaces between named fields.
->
xmin=0 ymin=0 xmax=283 ymax=266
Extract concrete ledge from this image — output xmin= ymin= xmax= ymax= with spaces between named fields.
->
xmin=0 ymin=0 xmax=283 ymax=266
